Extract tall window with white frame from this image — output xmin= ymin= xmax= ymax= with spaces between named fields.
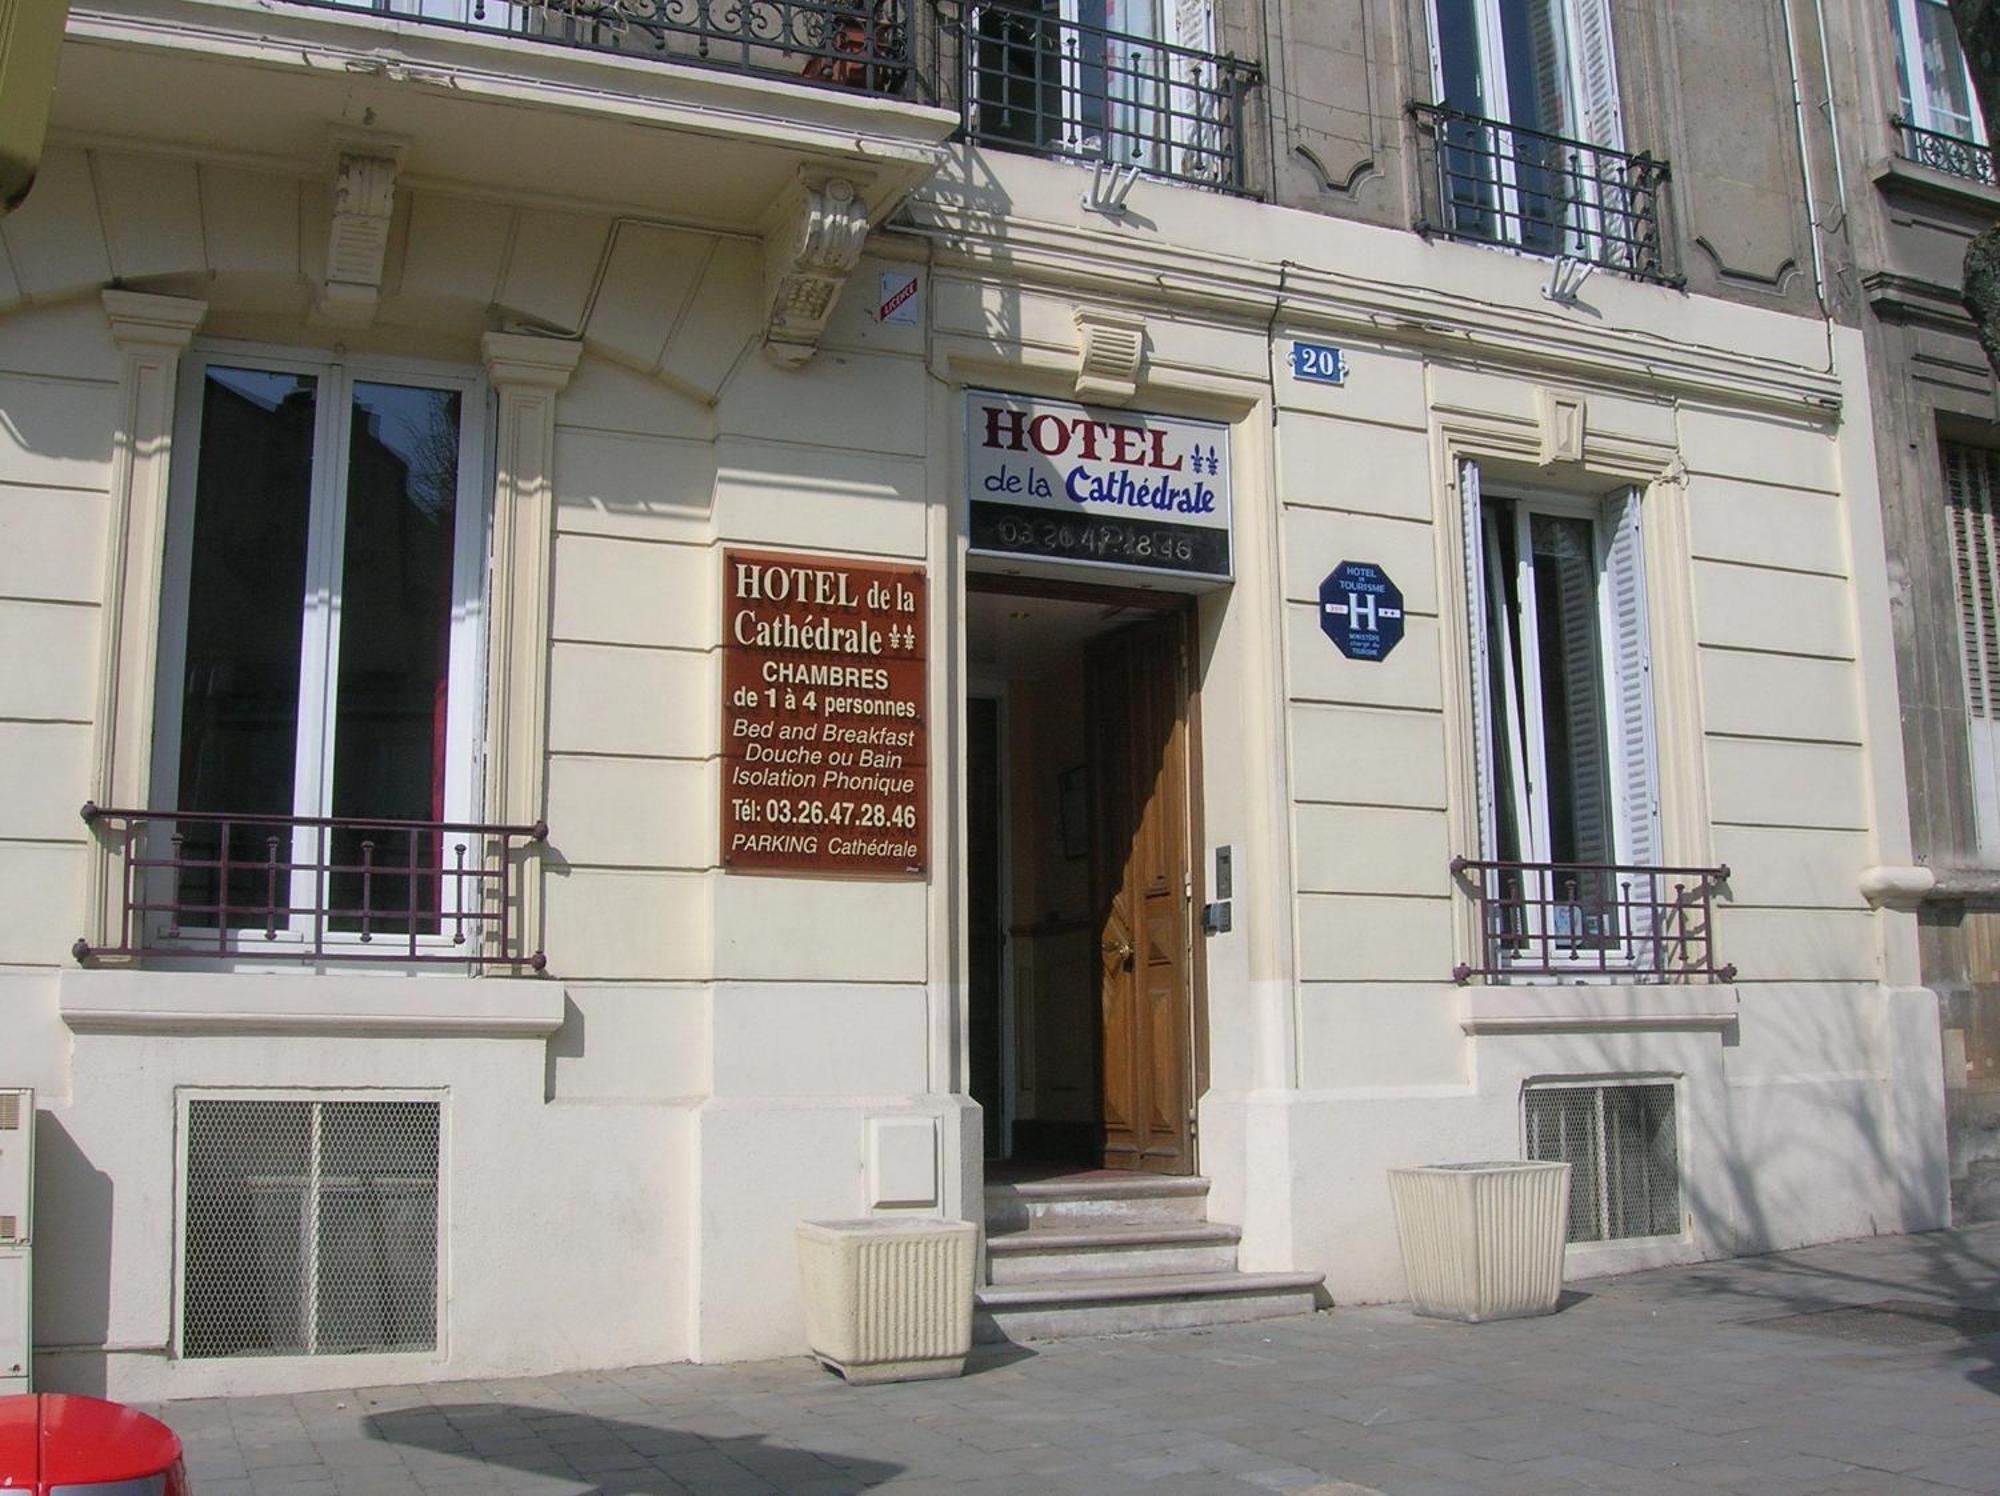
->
xmin=1892 ymin=0 xmax=1988 ymax=157
xmin=152 ymin=350 xmax=488 ymax=954
xmin=1458 ymin=459 xmax=1666 ymax=976
xmin=1423 ymin=0 xmax=1638 ymax=266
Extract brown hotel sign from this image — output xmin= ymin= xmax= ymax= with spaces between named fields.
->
xmin=719 ymin=548 xmax=928 ymax=878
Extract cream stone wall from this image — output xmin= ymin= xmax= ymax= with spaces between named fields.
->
xmin=904 ymin=146 xmax=1945 ymax=1301
xmin=0 ymin=126 xmax=965 ymax=1386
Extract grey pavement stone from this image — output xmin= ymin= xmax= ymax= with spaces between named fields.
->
xmin=134 ymin=1221 xmax=2000 ymax=1495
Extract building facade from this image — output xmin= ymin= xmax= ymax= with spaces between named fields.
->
xmin=1820 ymin=0 xmax=2000 ymax=1218
xmin=0 ymin=0 xmax=1950 ymax=1398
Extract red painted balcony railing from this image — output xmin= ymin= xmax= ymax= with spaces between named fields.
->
xmin=1450 ymin=856 xmax=1734 ymax=985
xmin=74 ymin=804 xmax=546 ymax=970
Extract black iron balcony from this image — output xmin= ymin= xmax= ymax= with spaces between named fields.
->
xmin=1892 ymin=116 xmax=1997 ymax=187
xmin=271 ymin=0 xmax=920 ymax=98
xmin=1450 ymin=857 xmax=1735 ymax=985
xmin=1409 ymin=102 xmax=1676 ymax=286
xmin=944 ymin=0 xmax=1259 ymax=193
xmin=75 ymin=804 xmax=547 ymax=970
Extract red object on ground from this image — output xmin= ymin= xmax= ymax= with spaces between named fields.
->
xmin=0 ymin=1394 xmax=189 ymax=1494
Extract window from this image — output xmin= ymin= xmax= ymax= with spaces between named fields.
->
xmin=1524 ymin=1081 xmax=1680 ymax=1242
xmin=181 ymin=1097 xmax=441 ymax=1357
xmin=1893 ymin=0 xmax=1985 ymax=145
xmin=1421 ymin=0 xmax=1663 ymax=272
xmin=1945 ymin=439 xmax=2000 ymax=857
xmin=1459 ymin=459 xmax=1665 ymax=970
xmin=966 ymin=0 xmax=1239 ymax=188
xmin=153 ymin=350 xmax=487 ymax=950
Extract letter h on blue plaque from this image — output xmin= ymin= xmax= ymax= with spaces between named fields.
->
xmin=1319 ymin=561 xmax=1404 ymax=661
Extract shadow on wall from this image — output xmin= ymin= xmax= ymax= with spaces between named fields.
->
xmin=1669 ymin=974 xmax=1943 ymax=1263
xmin=31 ymin=1111 xmax=115 ymax=1397
xmin=369 ymin=1405 xmax=904 ymax=1491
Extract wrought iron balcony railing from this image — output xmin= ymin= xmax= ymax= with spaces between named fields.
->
xmin=1450 ymin=857 xmax=1735 ymax=985
xmin=947 ymin=0 xmax=1258 ymax=193
xmin=1892 ymin=116 xmax=1997 ymax=187
xmin=1409 ymin=102 xmax=1676 ymax=285
xmin=75 ymin=804 xmax=547 ymax=970
xmin=272 ymin=0 xmax=920 ymax=98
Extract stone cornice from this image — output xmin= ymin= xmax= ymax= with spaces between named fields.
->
xmin=1864 ymin=269 xmax=1977 ymax=332
xmin=894 ymin=207 xmax=1846 ymax=420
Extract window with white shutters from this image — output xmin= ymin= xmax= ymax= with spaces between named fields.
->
xmin=1457 ymin=463 xmax=1673 ymax=972
xmin=1893 ymin=0 xmax=1985 ymax=143
xmin=965 ymin=0 xmax=1246 ymax=190
xmin=1944 ymin=439 xmax=2000 ymax=857
xmin=1418 ymin=0 xmax=1670 ymax=276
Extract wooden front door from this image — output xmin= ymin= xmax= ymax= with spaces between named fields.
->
xmin=1087 ymin=611 xmax=1195 ymax=1174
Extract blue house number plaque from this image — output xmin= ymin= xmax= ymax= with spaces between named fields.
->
xmin=1319 ymin=561 xmax=1404 ymax=661
xmin=1291 ymin=341 xmax=1346 ymax=385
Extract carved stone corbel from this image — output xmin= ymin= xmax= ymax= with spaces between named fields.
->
xmin=1073 ymin=306 xmax=1147 ymax=404
xmin=763 ymin=174 xmax=870 ymax=368
xmin=314 ymin=133 xmax=407 ymax=328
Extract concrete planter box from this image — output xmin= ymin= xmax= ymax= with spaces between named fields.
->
xmin=796 ymin=1218 xmax=977 ymax=1384
xmin=1387 ymin=1161 xmax=1571 ymax=1323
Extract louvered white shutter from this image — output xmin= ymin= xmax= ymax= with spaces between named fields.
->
xmin=1604 ymin=486 xmax=1659 ymax=870
xmin=1566 ymin=0 xmax=1623 ymax=151
xmin=1944 ymin=441 xmax=2000 ymax=856
xmin=1165 ymin=0 xmax=1219 ymax=178
xmin=1166 ymin=0 xmax=1213 ymax=51
xmin=1462 ymin=459 xmax=1499 ymax=859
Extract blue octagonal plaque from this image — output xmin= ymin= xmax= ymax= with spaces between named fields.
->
xmin=1319 ymin=561 xmax=1405 ymax=661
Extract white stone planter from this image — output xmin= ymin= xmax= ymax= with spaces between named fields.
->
xmin=1387 ymin=1161 xmax=1571 ymax=1323
xmin=796 ymin=1218 xmax=977 ymax=1383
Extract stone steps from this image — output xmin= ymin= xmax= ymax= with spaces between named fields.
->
xmin=985 ymin=1221 xmax=1242 ymax=1283
xmin=976 ymin=1173 xmax=1324 ymax=1342
xmin=983 ymin=1174 xmax=1209 ymax=1233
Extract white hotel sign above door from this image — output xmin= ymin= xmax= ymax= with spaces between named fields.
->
xmin=965 ymin=391 xmax=1233 ymax=584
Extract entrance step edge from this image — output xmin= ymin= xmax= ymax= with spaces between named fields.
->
xmin=984 ymin=1175 xmax=1210 ymax=1232
xmin=974 ymin=1270 xmax=1325 ymax=1343
xmin=985 ymin=1221 xmax=1240 ymax=1252
xmin=986 ymin=1175 xmax=1210 ymax=1203
xmin=985 ymin=1222 xmax=1242 ymax=1284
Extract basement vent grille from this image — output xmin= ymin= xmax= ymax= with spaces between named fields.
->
xmin=0 ymin=1216 xmax=15 ymax=1243
xmin=1524 ymin=1082 xmax=1680 ymax=1243
xmin=1944 ymin=439 xmax=2000 ymax=718
xmin=183 ymin=1098 xmax=440 ymax=1359
xmin=0 ymin=1094 xmax=18 ymax=1129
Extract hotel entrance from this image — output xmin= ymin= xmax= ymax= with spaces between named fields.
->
xmin=965 ymin=579 xmax=1202 ymax=1175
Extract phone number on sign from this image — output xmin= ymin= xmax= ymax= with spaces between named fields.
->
xmin=732 ymin=798 xmax=918 ymax=830
xmin=992 ymin=514 xmax=1197 ymax=564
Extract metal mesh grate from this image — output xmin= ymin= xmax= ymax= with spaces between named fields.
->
xmin=1524 ymin=1083 xmax=1679 ymax=1243
xmin=183 ymin=1098 xmax=439 ymax=1359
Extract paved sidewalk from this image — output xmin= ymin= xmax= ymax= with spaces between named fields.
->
xmin=145 ymin=1223 xmax=2000 ymax=1496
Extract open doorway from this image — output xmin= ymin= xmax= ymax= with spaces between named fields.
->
xmin=966 ymin=578 xmax=1201 ymax=1175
